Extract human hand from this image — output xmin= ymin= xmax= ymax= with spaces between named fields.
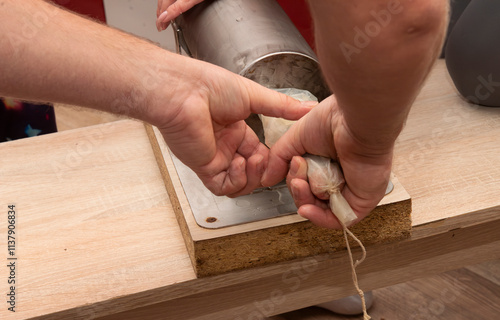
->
xmin=156 ymin=0 xmax=204 ymax=31
xmin=152 ymin=60 xmax=315 ymax=197
xmin=261 ymin=95 xmax=393 ymax=229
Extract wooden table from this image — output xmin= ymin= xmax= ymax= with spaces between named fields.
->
xmin=1 ymin=61 xmax=499 ymax=319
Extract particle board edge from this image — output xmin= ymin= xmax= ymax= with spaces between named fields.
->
xmin=147 ymin=125 xmax=412 ymax=277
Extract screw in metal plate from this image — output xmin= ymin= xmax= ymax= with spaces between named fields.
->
xmin=206 ymin=217 xmax=218 ymax=223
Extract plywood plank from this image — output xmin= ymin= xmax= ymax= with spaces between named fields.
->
xmin=0 ymin=60 xmax=499 ymax=319
xmin=0 ymin=120 xmax=195 ymax=320
xmin=394 ymin=62 xmax=500 ymax=238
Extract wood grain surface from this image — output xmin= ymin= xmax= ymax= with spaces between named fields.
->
xmin=0 ymin=60 xmax=499 ymax=319
xmin=0 ymin=121 xmax=195 ymax=319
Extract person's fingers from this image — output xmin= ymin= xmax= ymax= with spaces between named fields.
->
xmin=289 ymin=178 xmax=313 ymax=209
xmin=201 ymin=154 xmax=246 ymax=196
xmin=261 ymin=151 xmax=293 ymax=188
xmin=286 ymin=156 xmax=308 ymax=186
xmin=157 ymin=0 xmax=169 ymax=17
xmin=341 ymin=184 xmax=380 ymax=224
xmin=286 ymin=157 xmax=346 ymax=229
xmin=156 ymin=0 xmax=204 ymax=31
xmin=338 ymin=156 xmax=392 ymax=222
xmin=261 ymin=122 xmax=305 ymax=187
xmin=289 ymin=177 xmax=329 ymax=211
xmin=287 ymin=156 xmax=331 ymax=212
xmin=288 ymin=169 xmax=341 ymax=229
xmin=168 ymin=0 xmax=205 ymax=19
xmin=244 ymin=81 xmax=316 ymax=121
xmin=307 ymin=173 xmax=332 ymax=200
xmin=234 ymin=124 xmax=266 ymax=159
xmin=156 ymin=17 xmax=164 ymax=32
xmin=226 ymin=126 xmax=269 ymax=197
xmin=297 ymin=204 xmax=342 ymax=229
xmin=161 ymin=21 xmax=169 ymax=31
xmin=261 ymin=97 xmax=339 ymax=187
xmin=223 ymin=154 xmax=247 ymax=194
xmin=157 ymin=0 xmax=174 ymax=31
xmin=227 ymin=153 xmax=266 ymax=197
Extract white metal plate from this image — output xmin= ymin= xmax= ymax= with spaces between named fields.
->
xmin=170 ymin=151 xmax=297 ymax=229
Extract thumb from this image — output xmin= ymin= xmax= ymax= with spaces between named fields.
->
xmin=261 ymin=120 xmax=306 ymax=187
xmin=245 ymin=81 xmax=317 ymax=121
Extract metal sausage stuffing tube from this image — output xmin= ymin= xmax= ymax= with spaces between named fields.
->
xmin=175 ymin=0 xmax=330 ymax=100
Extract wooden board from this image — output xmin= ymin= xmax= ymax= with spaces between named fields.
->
xmin=53 ymin=104 xmax=122 ymax=132
xmin=394 ymin=61 xmax=500 ymax=238
xmin=0 ymin=60 xmax=499 ymax=319
xmin=0 ymin=120 xmax=195 ymax=319
xmin=146 ymin=125 xmax=412 ymax=277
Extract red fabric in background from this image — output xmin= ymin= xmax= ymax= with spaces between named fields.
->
xmin=53 ymin=0 xmax=106 ymax=23
xmin=277 ymin=0 xmax=315 ymax=50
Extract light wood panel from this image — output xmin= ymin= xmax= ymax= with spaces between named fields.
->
xmin=0 ymin=60 xmax=498 ymax=319
xmin=54 ymin=104 xmax=121 ymax=131
xmin=0 ymin=120 xmax=195 ymax=320
xmin=393 ymin=62 xmax=500 ymax=238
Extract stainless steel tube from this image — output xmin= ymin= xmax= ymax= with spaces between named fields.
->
xmin=176 ymin=0 xmax=330 ymax=101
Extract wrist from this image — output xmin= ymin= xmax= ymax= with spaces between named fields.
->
xmin=338 ymin=115 xmax=397 ymax=158
xmin=342 ymin=106 xmax=405 ymax=154
xmin=135 ymin=51 xmax=202 ymax=128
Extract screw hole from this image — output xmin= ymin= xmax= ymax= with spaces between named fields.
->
xmin=206 ymin=217 xmax=217 ymax=223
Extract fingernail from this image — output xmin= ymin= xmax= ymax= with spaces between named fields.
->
xmin=301 ymin=100 xmax=318 ymax=108
xmin=158 ymin=10 xmax=169 ymax=22
xmin=256 ymin=155 xmax=265 ymax=174
xmin=289 ymin=157 xmax=299 ymax=176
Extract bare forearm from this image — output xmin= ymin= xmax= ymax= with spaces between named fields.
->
xmin=308 ymin=0 xmax=448 ymax=151
xmin=0 ymin=0 xmax=193 ymax=125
